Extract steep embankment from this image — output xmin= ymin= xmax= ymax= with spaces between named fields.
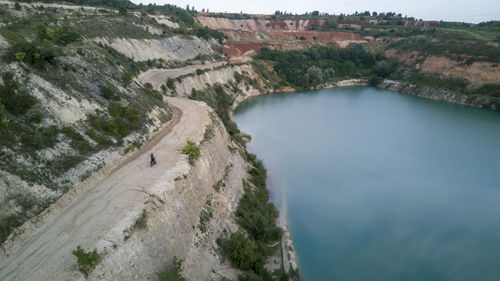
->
xmin=380 ymin=79 xmax=499 ymax=110
xmin=0 ymin=97 xmax=249 ymax=281
xmin=93 ymin=36 xmax=218 ymax=62
xmin=196 ymin=16 xmax=367 ymax=63
xmin=138 ymin=63 xmax=262 ymax=100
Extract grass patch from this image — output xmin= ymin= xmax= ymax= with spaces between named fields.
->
xmin=198 ymin=200 xmax=213 ymax=233
xmin=72 ymin=246 xmax=100 ymax=276
xmin=0 ymin=72 xmax=36 ymax=115
xmin=202 ymin=124 xmax=215 ymax=143
xmin=157 ymin=257 xmax=186 ymax=281
xmin=0 ymin=214 xmax=23 ymax=244
xmin=61 ymin=126 xmax=93 ymax=154
xmin=134 ymin=209 xmax=147 ymax=229
xmin=181 ymin=139 xmax=200 ymax=164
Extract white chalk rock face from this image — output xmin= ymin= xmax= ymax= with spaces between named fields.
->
xmin=94 ymin=36 xmax=216 ymax=62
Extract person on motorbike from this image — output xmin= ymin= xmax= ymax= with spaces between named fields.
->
xmin=150 ymin=153 xmax=157 ymax=166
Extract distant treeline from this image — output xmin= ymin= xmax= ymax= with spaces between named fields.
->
xmin=256 ymin=44 xmax=394 ymax=88
xmin=14 ymin=0 xmax=135 ymax=10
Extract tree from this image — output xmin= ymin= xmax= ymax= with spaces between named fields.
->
xmin=222 ymin=232 xmax=259 ymax=270
xmin=328 ymin=19 xmax=338 ymax=29
xmin=374 ymin=61 xmax=391 ymax=78
xmin=305 ymin=66 xmax=323 ymax=87
xmin=324 ymin=68 xmax=335 ymax=80
xmin=118 ymin=6 xmax=127 ymax=15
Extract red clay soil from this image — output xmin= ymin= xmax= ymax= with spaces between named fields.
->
xmin=222 ymin=37 xmax=361 ymax=57
xmin=198 ymin=16 xmax=367 ymax=58
xmin=224 ymin=29 xmax=364 ymax=43
xmin=269 ymin=20 xmax=289 ymax=30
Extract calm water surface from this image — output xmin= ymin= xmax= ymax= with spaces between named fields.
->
xmin=233 ymin=87 xmax=500 ymax=281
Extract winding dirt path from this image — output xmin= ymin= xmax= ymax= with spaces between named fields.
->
xmin=137 ymin=61 xmax=227 ymax=90
xmin=0 ymin=97 xmax=211 ymax=281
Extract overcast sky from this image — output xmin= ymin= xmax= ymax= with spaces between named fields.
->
xmin=131 ymin=0 xmax=499 ymax=23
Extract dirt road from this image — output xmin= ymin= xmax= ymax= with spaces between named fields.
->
xmin=137 ymin=61 xmax=227 ymax=90
xmin=0 ymin=97 xmax=211 ymax=281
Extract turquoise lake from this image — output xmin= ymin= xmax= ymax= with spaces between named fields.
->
xmin=233 ymin=87 xmax=500 ymax=281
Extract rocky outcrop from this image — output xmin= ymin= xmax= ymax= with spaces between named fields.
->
xmin=174 ymin=64 xmax=261 ymax=99
xmin=137 ymin=61 xmax=227 ymax=90
xmin=380 ymin=79 xmax=499 ymax=110
xmin=138 ymin=62 xmax=263 ymax=103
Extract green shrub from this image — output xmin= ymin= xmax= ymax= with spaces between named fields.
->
xmin=27 ymin=109 xmax=44 ymax=123
xmin=0 ymin=99 xmax=4 ymax=115
xmin=0 ymin=215 xmax=23 ymax=244
xmin=37 ymin=24 xmax=80 ymax=45
xmin=121 ymin=71 xmax=134 ymax=87
xmin=157 ymin=257 xmax=186 ymax=281
xmin=4 ymin=41 xmax=59 ymax=69
xmin=0 ymin=72 xmax=35 ymax=115
xmin=182 ymin=139 xmax=200 ymax=164
xmin=406 ymin=72 xmax=469 ymax=92
xmin=472 ymin=83 xmax=500 ymax=97
xmin=236 ymin=181 xmax=281 ymax=243
xmin=86 ymin=129 xmax=113 ymax=147
xmin=143 ymin=83 xmax=163 ymax=100
xmin=89 ymin=102 xmax=141 ymax=141
xmin=72 ymin=246 xmax=100 ymax=276
xmin=196 ymin=68 xmax=203 ymax=75
xmin=368 ymin=75 xmax=383 ymax=86
xmin=234 ymin=71 xmax=243 ymax=83
xmin=166 ymin=78 xmax=176 ymax=89
xmin=99 ymin=84 xmax=118 ymax=100
xmin=134 ymin=209 xmax=147 ymax=229
xmin=49 ymin=155 xmax=83 ymax=176
xmin=198 ymin=200 xmax=213 ymax=233
xmin=1 ymin=118 xmax=10 ymax=128
xmin=61 ymin=126 xmax=92 ymax=154
xmin=222 ymin=232 xmax=260 ymax=270
xmin=41 ymin=125 xmax=59 ymax=148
